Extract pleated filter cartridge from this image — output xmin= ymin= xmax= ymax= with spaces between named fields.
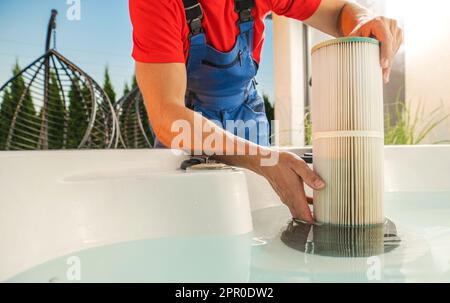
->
xmin=311 ymin=37 xmax=384 ymax=226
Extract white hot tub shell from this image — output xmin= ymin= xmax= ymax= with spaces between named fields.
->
xmin=1 ymin=145 xmax=450 ymax=281
xmin=0 ymin=150 xmax=254 ymax=281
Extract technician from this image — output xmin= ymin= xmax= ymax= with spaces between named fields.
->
xmin=130 ymin=0 xmax=402 ymax=222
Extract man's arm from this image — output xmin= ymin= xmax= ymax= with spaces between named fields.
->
xmin=136 ymin=62 xmax=325 ymax=222
xmin=304 ymin=0 xmax=404 ymax=83
xmin=136 ymin=62 xmax=258 ymax=156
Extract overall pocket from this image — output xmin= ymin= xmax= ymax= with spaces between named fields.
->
xmin=238 ymin=96 xmax=270 ymax=146
xmin=201 ymin=50 xmax=242 ymax=69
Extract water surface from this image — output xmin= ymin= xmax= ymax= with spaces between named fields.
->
xmin=9 ymin=191 xmax=450 ymax=283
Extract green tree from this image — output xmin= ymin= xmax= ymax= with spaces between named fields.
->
xmin=44 ymin=72 xmax=66 ymax=149
xmin=132 ymin=74 xmax=154 ymax=145
xmin=139 ymin=95 xmax=154 ymax=147
xmin=88 ymin=82 xmax=109 ymax=148
xmin=67 ymin=79 xmax=89 ymax=148
xmin=0 ymin=63 xmax=39 ymax=150
xmin=103 ymin=66 xmax=116 ymax=104
xmin=0 ymin=88 xmax=13 ymax=149
xmin=131 ymin=73 xmax=138 ymax=89
xmin=123 ymin=82 xmax=130 ymax=96
xmin=82 ymin=82 xmax=107 ymax=148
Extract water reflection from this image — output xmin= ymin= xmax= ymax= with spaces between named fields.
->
xmin=281 ymin=219 xmax=401 ymax=257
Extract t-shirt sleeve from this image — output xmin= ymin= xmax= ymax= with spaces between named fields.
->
xmin=129 ymin=0 xmax=186 ymax=63
xmin=271 ymin=0 xmax=322 ymax=21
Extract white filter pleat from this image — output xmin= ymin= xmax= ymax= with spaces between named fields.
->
xmin=311 ymin=38 xmax=384 ymax=226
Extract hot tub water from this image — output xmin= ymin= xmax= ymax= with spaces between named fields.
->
xmin=7 ymin=191 xmax=450 ymax=283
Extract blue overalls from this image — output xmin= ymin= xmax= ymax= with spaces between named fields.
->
xmin=154 ymin=0 xmax=269 ymax=148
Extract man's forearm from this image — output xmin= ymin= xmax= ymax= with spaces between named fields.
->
xmin=152 ymin=102 xmax=271 ymax=173
xmin=338 ymin=1 xmax=373 ymax=36
xmin=304 ymin=0 xmax=372 ymax=37
xmin=136 ymin=62 xmax=274 ymax=173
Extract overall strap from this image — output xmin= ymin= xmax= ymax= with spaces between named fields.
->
xmin=183 ymin=0 xmax=256 ymax=36
xmin=182 ymin=0 xmax=204 ymax=37
xmin=235 ymin=0 xmax=255 ymax=24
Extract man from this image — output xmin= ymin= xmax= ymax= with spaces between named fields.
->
xmin=130 ymin=0 xmax=403 ymax=222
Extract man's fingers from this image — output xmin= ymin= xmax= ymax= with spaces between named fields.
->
xmin=281 ymin=170 xmax=313 ymax=222
xmin=291 ymin=159 xmax=325 ymax=190
xmin=288 ymin=205 xmax=299 ymax=219
xmin=269 ymin=180 xmax=299 ymax=218
xmin=349 ymin=18 xmax=395 ymax=79
xmin=292 ymin=182 xmax=314 ymax=222
xmin=385 ymin=22 xmax=403 ymax=83
xmin=396 ymin=27 xmax=404 ymax=53
xmin=371 ymin=19 xmax=394 ymax=70
xmin=390 ymin=22 xmax=400 ymax=53
xmin=370 ymin=19 xmax=393 ymax=82
xmin=383 ymin=67 xmax=391 ymax=83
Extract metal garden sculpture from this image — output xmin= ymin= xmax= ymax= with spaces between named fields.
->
xmin=0 ymin=10 xmax=119 ymax=150
xmin=116 ymin=87 xmax=154 ymax=149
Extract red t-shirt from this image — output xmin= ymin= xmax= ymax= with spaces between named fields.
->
xmin=130 ymin=0 xmax=321 ymax=64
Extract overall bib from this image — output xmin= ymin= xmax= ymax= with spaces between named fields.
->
xmin=154 ymin=0 xmax=270 ymax=148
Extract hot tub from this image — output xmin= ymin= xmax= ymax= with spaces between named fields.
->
xmin=1 ymin=146 xmax=450 ymax=282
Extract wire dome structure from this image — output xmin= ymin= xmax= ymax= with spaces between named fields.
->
xmin=0 ymin=10 xmax=119 ymax=150
xmin=116 ymin=87 xmax=154 ymax=149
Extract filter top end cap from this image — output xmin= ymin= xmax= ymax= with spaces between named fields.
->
xmin=311 ymin=37 xmax=380 ymax=54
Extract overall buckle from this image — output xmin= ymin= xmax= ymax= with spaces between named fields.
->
xmin=189 ymin=17 xmax=203 ymax=36
xmin=238 ymin=9 xmax=253 ymax=23
xmin=235 ymin=0 xmax=255 ymax=24
xmin=184 ymin=2 xmax=204 ymax=36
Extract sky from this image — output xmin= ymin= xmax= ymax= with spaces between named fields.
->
xmin=0 ymin=0 xmax=275 ymax=102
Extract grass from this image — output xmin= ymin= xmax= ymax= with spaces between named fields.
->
xmin=302 ymin=101 xmax=450 ymax=145
xmin=384 ymin=101 xmax=450 ymax=145
xmin=264 ymin=88 xmax=449 ymax=146
xmin=304 ymin=110 xmax=312 ymax=146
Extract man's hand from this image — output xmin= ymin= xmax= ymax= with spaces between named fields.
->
xmin=257 ymin=151 xmax=325 ymax=222
xmin=349 ymin=16 xmax=404 ymax=83
xmin=304 ymin=0 xmax=404 ymax=84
